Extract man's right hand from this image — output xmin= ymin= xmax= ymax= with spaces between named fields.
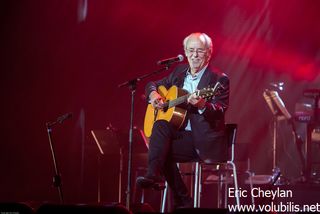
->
xmin=149 ymin=91 xmax=164 ymax=109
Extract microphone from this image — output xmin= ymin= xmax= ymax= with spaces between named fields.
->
xmin=270 ymin=82 xmax=284 ymax=91
xmin=46 ymin=112 xmax=73 ymax=128
xmin=157 ymin=54 xmax=184 ymax=65
xmin=57 ymin=112 xmax=73 ymax=124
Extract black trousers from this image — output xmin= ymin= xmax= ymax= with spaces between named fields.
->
xmin=147 ymin=120 xmax=201 ymax=203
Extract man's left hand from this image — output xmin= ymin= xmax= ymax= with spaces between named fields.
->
xmin=187 ymin=93 xmax=206 ymax=109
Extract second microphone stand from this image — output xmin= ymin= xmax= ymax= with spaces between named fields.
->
xmin=46 ymin=123 xmax=64 ymax=203
xmin=45 ymin=112 xmax=72 ymax=203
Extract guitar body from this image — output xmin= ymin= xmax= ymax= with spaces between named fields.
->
xmin=144 ymin=85 xmax=188 ymax=138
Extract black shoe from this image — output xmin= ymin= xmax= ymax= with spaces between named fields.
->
xmin=174 ymin=196 xmax=193 ymax=210
xmin=136 ymin=176 xmax=165 ymax=191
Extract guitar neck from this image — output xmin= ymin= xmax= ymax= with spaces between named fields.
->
xmin=165 ymin=83 xmax=220 ymax=109
xmin=168 ymin=94 xmax=190 ymax=108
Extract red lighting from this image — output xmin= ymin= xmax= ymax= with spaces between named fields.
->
xmin=294 ymin=63 xmax=317 ymax=81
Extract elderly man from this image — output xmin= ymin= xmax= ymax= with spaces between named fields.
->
xmin=137 ymin=32 xmax=230 ymax=209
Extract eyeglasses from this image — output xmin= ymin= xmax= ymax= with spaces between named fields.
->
xmin=185 ymin=48 xmax=207 ymax=56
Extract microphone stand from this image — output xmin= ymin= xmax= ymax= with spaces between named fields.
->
xmin=118 ymin=64 xmax=172 ymax=210
xmin=46 ymin=121 xmax=64 ymax=203
xmin=45 ymin=113 xmax=72 ymax=203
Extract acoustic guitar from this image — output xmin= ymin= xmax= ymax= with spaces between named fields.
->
xmin=143 ymin=82 xmax=223 ymax=138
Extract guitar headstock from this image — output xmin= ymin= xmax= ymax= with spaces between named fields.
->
xmin=198 ymin=82 xmax=223 ymax=101
xmin=198 ymin=88 xmax=216 ymax=100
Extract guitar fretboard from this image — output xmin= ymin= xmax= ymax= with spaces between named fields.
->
xmin=168 ymin=94 xmax=190 ymax=108
xmin=165 ymin=82 xmax=221 ymax=109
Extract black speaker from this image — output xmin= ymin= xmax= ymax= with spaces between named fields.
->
xmin=173 ymin=208 xmax=228 ymax=214
xmin=0 ymin=202 xmax=34 ymax=214
xmin=130 ymin=202 xmax=155 ymax=213
xmin=36 ymin=203 xmax=130 ymax=214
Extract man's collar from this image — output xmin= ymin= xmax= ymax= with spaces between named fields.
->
xmin=187 ymin=65 xmax=208 ymax=79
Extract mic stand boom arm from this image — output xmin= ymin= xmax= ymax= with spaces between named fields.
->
xmin=118 ymin=65 xmax=171 ymax=88
xmin=118 ymin=65 xmax=171 ymax=210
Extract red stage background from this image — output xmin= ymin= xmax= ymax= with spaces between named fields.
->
xmin=1 ymin=0 xmax=319 ymax=205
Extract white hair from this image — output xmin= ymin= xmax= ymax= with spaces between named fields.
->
xmin=183 ymin=32 xmax=213 ymax=52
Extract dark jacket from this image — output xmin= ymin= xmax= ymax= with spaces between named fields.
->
xmin=145 ymin=64 xmax=230 ymax=161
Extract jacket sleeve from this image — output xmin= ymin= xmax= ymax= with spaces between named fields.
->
xmin=145 ymin=75 xmax=171 ymax=101
xmin=145 ymin=65 xmax=186 ymax=102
